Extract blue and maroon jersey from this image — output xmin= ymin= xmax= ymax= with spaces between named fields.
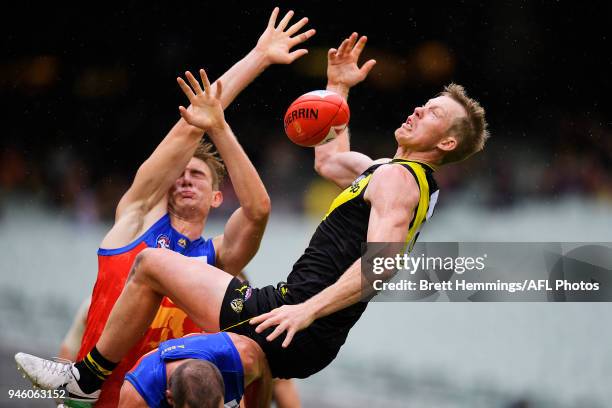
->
xmin=78 ymin=213 xmax=216 ymax=407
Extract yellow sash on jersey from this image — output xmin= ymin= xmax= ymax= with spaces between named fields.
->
xmin=323 ymin=174 xmax=373 ymax=219
xmin=323 ymin=161 xmax=432 ymax=247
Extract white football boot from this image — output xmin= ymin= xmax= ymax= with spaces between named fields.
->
xmin=15 ymin=353 xmax=100 ymax=403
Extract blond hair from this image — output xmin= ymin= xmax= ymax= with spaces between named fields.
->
xmin=440 ymin=83 xmax=489 ymax=164
xmin=193 ymin=140 xmax=226 ymax=189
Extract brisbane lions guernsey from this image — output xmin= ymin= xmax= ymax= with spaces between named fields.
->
xmin=77 ymin=213 xmax=216 ymax=407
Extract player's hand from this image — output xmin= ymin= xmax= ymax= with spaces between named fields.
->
xmin=249 ymin=303 xmax=315 ymax=348
xmin=255 ymin=7 xmax=316 ymax=65
xmin=177 ymin=69 xmax=225 ymax=132
xmin=327 ymin=32 xmax=377 ymax=92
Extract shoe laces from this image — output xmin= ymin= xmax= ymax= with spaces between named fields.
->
xmin=41 ymin=357 xmax=73 ymax=378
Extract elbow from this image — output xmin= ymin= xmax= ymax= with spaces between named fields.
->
xmin=245 ymin=195 xmax=271 ymax=222
xmin=313 ymin=160 xmax=324 ymax=176
xmin=314 ymin=155 xmax=330 ymax=177
xmin=258 ymin=195 xmax=272 ymax=219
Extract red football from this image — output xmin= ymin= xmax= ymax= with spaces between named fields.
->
xmin=283 ymin=90 xmax=350 ymax=147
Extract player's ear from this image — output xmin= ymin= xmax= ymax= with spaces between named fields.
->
xmin=437 ymin=135 xmax=457 ymax=153
xmin=211 ymin=190 xmax=223 ymax=208
xmin=165 ymin=389 xmax=175 ymax=406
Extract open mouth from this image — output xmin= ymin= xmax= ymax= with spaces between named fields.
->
xmin=403 ymin=116 xmax=414 ymax=130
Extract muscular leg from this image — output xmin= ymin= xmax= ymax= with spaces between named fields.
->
xmin=97 ymin=248 xmax=233 ymax=362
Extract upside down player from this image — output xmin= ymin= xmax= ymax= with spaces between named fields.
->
xmin=16 ymin=32 xmax=490 ymax=402
xmin=120 ymin=332 xmax=272 ymax=408
xmin=28 ymin=7 xmax=312 ymax=406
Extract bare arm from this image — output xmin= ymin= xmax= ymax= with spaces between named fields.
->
xmin=104 ymin=69 xmax=225 ymax=249
xmin=231 ymin=333 xmax=273 ymax=408
xmin=272 ymin=379 xmax=301 ymax=408
xmin=314 ymin=33 xmax=377 ymax=188
xmin=214 ymin=8 xmax=315 ymax=110
xmin=304 ymin=166 xmax=419 ymax=315
xmin=108 ymin=8 xmax=314 ymax=245
xmin=242 ymin=365 xmax=273 ymax=408
xmin=208 ymin=9 xmax=317 ymax=274
xmin=114 ymin=115 xmax=203 ymax=223
xmin=177 ymin=71 xmax=270 ymax=276
xmin=118 ymin=381 xmax=149 ymax=408
xmin=210 ymin=122 xmax=271 ymax=276
xmin=250 ymin=165 xmax=419 ymax=347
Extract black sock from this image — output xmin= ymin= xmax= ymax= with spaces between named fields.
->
xmin=73 ymin=347 xmax=118 ymax=394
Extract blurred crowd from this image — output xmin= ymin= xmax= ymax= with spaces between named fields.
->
xmin=2 ymin=2 xmax=610 ymax=224
xmin=1 ymin=108 xmax=610 ymax=225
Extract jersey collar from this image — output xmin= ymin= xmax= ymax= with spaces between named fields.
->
xmin=390 ymin=158 xmax=438 ymax=172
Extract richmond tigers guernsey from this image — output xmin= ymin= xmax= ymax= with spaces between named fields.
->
xmin=219 ymin=159 xmax=438 ymax=379
xmin=285 ymin=159 xmax=439 ymax=348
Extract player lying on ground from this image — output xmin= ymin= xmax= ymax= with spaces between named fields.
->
xmin=16 ymin=33 xmax=489 ymax=403
xmin=119 ymin=332 xmax=271 ymax=408
xmin=43 ymin=8 xmax=311 ymax=407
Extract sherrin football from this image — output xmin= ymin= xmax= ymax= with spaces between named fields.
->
xmin=283 ymin=90 xmax=350 ymax=147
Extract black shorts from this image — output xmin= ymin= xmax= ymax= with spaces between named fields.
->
xmin=219 ymin=277 xmax=340 ymax=379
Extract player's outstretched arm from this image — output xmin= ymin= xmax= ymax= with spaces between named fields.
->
xmin=177 ymin=69 xmax=271 ymax=276
xmin=110 ymin=8 xmax=314 ymax=237
xmin=208 ymin=122 xmax=271 ymax=275
xmin=176 ymin=69 xmax=226 ymax=132
xmin=208 ymin=137 xmax=271 ymax=275
xmin=250 ymin=165 xmax=419 ymax=347
xmin=214 ymin=7 xmax=315 ymax=109
xmin=112 ymin=69 xmax=223 ymax=227
xmin=314 ymin=33 xmax=377 ymax=188
xmin=203 ymin=8 xmax=316 ymax=273
xmin=109 ymin=67 xmax=231 ymax=252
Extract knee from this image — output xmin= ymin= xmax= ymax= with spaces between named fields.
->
xmin=128 ymin=248 xmax=156 ymax=282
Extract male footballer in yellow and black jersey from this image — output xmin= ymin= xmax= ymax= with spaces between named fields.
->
xmin=323 ymin=158 xmax=439 ymax=248
xmin=249 ymin=33 xmax=488 ymax=369
xmin=257 ymin=159 xmax=440 ymax=374
xmin=206 ymin=157 xmax=440 ymax=379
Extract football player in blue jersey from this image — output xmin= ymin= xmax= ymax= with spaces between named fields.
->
xmin=119 ymin=332 xmax=271 ymax=408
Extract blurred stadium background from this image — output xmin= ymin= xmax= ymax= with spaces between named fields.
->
xmin=1 ymin=1 xmax=610 ymax=407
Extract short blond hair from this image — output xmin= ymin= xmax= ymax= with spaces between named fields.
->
xmin=440 ymin=83 xmax=489 ymax=164
xmin=193 ymin=140 xmax=226 ymax=189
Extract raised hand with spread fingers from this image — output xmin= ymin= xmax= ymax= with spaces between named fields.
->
xmin=177 ymin=69 xmax=225 ymax=133
xmin=327 ymin=32 xmax=377 ymax=97
xmin=255 ymin=7 xmax=316 ymax=65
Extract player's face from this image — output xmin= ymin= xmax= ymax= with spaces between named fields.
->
xmin=395 ymin=95 xmax=466 ymax=151
xmin=168 ymin=158 xmax=220 ymax=218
